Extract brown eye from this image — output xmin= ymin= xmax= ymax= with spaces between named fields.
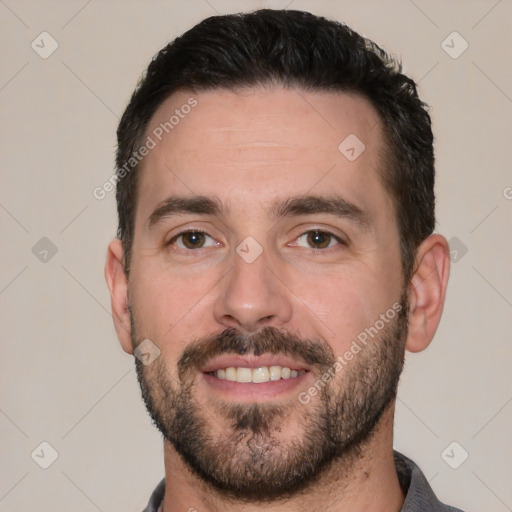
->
xmin=306 ymin=230 xmax=332 ymax=249
xmin=181 ymin=231 xmax=206 ymax=249
xmin=293 ymin=230 xmax=342 ymax=250
xmin=169 ymin=231 xmax=218 ymax=250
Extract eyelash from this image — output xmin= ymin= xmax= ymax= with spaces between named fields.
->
xmin=166 ymin=229 xmax=346 ymax=251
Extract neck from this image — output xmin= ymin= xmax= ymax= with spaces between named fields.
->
xmin=161 ymin=404 xmax=404 ymax=512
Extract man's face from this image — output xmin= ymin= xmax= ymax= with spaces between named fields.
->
xmin=127 ymin=87 xmax=407 ymax=499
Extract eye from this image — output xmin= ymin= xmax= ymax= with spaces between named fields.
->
xmin=168 ymin=230 xmax=219 ymax=250
xmin=294 ymin=230 xmax=343 ymax=250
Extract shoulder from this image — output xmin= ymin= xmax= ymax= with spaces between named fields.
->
xmin=142 ymin=478 xmax=165 ymax=512
xmin=394 ymin=451 xmax=465 ymax=512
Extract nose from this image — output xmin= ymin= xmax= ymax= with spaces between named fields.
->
xmin=213 ymin=247 xmax=293 ymax=333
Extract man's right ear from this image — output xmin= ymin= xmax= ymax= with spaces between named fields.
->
xmin=105 ymin=239 xmax=133 ymax=354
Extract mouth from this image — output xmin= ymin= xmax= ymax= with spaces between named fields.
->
xmin=208 ymin=366 xmax=307 ymax=383
xmin=200 ymin=354 xmax=312 ymax=399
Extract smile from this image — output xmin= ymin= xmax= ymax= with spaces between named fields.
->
xmin=208 ymin=366 xmax=307 ymax=383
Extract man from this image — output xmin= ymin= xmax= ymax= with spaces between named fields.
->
xmin=105 ymin=9 xmax=463 ymax=512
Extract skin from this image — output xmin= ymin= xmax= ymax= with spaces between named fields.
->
xmin=105 ymin=87 xmax=450 ymax=511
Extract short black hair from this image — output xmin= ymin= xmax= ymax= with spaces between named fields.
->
xmin=116 ymin=9 xmax=435 ymax=280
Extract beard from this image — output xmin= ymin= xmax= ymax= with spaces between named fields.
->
xmin=131 ymin=295 xmax=408 ymax=502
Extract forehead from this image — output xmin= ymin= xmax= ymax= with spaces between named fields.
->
xmin=136 ymin=87 xmax=391 ymax=224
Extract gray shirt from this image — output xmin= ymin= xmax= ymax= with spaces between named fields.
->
xmin=143 ymin=451 xmax=464 ymax=511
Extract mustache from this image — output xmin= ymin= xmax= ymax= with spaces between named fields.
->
xmin=177 ymin=326 xmax=336 ymax=381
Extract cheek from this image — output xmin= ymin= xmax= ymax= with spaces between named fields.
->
xmin=129 ymin=263 xmax=219 ymax=343
xmin=289 ymin=270 xmax=389 ymax=353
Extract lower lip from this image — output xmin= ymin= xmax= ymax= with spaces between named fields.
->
xmin=202 ymin=371 xmax=311 ymax=400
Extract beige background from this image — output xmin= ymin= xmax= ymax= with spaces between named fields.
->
xmin=1 ymin=1 xmax=511 ymax=511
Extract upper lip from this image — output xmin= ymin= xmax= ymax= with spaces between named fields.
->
xmin=200 ymin=354 xmax=310 ymax=373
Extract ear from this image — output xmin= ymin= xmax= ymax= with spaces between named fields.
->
xmin=104 ymin=239 xmax=133 ymax=354
xmin=406 ymin=234 xmax=450 ymax=353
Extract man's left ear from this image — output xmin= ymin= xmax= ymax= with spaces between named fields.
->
xmin=406 ymin=234 xmax=451 ymax=353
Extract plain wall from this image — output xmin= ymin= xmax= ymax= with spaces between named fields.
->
xmin=1 ymin=1 xmax=511 ymax=511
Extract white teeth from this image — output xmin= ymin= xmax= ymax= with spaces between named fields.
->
xmin=252 ymin=366 xmax=270 ymax=383
xmin=236 ymin=367 xmax=252 ymax=382
xmin=269 ymin=366 xmax=282 ymax=381
xmin=212 ymin=365 xmax=305 ymax=383
xmin=225 ymin=367 xmax=237 ymax=381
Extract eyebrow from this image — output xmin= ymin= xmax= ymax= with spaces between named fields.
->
xmin=146 ymin=194 xmax=371 ymax=231
xmin=270 ymin=195 xmax=371 ymax=230
xmin=146 ymin=195 xmax=223 ymax=229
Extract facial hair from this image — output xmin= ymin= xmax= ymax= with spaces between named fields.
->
xmin=131 ymin=296 xmax=408 ymax=502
